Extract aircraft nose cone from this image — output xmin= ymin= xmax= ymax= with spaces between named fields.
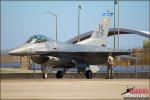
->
xmin=8 ymin=49 xmax=20 ymax=55
xmin=8 ymin=44 xmax=28 ymax=56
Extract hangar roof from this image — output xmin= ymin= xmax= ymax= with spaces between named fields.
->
xmin=67 ymin=28 xmax=150 ymax=43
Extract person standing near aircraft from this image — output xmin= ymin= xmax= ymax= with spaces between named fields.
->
xmin=107 ymin=53 xmax=114 ymax=79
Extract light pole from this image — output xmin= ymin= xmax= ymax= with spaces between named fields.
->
xmin=117 ymin=0 xmax=120 ymax=50
xmin=78 ymin=5 xmax=82 ymax=42
xmin=43 ymin=12 xmax=58 ymax=41
xmin=114 ymin=0 xmax=117 ymax=50
xmin=114 ymin=0 xmax=120 ymax=50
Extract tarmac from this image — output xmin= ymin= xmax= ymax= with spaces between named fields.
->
xmin=1 ymin=79 xmax=149 ymax=99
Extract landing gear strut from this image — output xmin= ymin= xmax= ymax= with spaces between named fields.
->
xmin=41 ymin=66 xmax=48 ymax=79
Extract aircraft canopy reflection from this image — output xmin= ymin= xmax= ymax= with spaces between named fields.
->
xmin=26 ymin=35 xmax=51 ymax=43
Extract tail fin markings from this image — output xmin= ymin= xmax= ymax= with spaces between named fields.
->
xmin=77 ymin=10 xmax=113 ymax=46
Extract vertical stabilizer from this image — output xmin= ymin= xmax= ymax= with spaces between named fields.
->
xmin=77 ymin=10 xmax=113 ymax=46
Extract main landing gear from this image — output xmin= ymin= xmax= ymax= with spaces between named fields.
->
xmin=56 ymin=69 xmax=93 ymax=79
xmin=85 ymin=70 xmax=93 ymax=79
xmin=41 ymin=66 xmax=93 ymax=79
xmin=78 ymin=67 xmax=93 ymax=79
xmin=56 ymin=70 xmax=64 ymax=79
xmin=56 ymin=68 xmax=68 ymax=79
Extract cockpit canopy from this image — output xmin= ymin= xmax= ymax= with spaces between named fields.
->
xmin=26 ymin=35 xmax=50 ymax=43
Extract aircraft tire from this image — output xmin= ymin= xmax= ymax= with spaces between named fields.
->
xmin=85 ymin=70 xmax=93 ymax=79
xmin=56 ymin=71 xmax=64 ymax=79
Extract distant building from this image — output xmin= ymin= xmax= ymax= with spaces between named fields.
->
xmin=67 ymin=28 xmax=149 ymax=43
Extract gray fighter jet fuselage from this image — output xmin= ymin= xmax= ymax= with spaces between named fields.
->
xmin=9 ymin=36 xmax=112 ymax=65
xmin=8 ymin=10 xmax=130 ymax=79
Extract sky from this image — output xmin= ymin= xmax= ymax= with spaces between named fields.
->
xmin=1 ymin=1 xmax=149 ymax=50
